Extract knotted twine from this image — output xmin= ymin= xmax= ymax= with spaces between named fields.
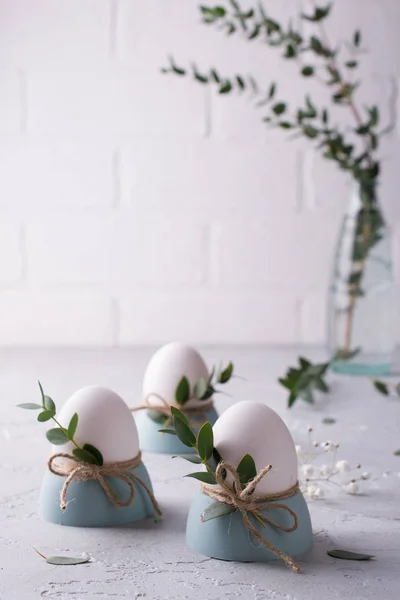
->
xmin=201 ymin=462 xmax=301 ymax=573
xmin=48 ymin=450 xmax=162 ymax=515
xmin=131 ymin=393 xmax=213 ymax=426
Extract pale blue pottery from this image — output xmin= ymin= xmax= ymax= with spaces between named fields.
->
xmin=136 ymin=406 xmax=219 ymax=454
xmin=39 ymin=462 xmax=156 ymax=527
xmin=186 ymin=489 xmax=312 ymax=562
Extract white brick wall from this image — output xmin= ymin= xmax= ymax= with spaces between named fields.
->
xmin=0 ymin=0 xmax=399 ymax=346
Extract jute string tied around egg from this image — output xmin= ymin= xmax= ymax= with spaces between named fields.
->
xmin=48 ymin=450 xmax=162 ymax=515
xmin=131 ymin=393 xmax=213 ymax=425
xmin=201 ymin=462 xmax=301 ymax=573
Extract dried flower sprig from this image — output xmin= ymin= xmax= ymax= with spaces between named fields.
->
xmin=296 ymin=427 xmax=370 ymax=499
xmin=17 ymin=382 xmax=104 ymax=466
xmin=147 ymin=361 xmax=234 ymax=425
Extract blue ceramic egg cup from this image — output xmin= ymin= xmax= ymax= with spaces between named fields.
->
xmin=39 ymin=462 xmax=156 ymax=527
xmin=186 ymin=489 xmax=313 ymax=562
xmin=136 ymin=406 xmax=219 ymax=454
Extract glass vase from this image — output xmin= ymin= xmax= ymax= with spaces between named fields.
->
xmin=328 ymin=180 xmax=397 ymax=376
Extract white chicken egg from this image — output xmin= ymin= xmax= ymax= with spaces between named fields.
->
xmin=142 ymin=342 xmax=210 ymax=408
xmin=54 ymin=385 xmax=139 ymax=462
xmin=213 ymin=401 xmax=298 ymax=496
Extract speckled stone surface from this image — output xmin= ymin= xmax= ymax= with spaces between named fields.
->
xmin=1 ymin=347 xmax=400 ymax=600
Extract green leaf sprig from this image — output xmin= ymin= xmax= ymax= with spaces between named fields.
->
xmin=163 ymin=2 xmax=390 ymax=359
xmin=17 ymin=382 xmax=104 ymax=466
xmin=147 ymin=361 xmax=234 ymax=425
xmin=279 ymin=357 xmax=330 ymax=408
xmin=163 ymin=2 xmax=382 ymax=189
xmin=279 ymin=348 xmax=361 ymax=408
xmin=160 ymin=407 xmax=260 ymax=522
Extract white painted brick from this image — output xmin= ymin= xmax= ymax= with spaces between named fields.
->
xmin=119 ymin=290 xmax=299 ymax=345
xmin=0 ymin=141 xmax=114 ymax=211
xmin=26 ymin=214 xmax=208 ymax=285
xmin=215 ymin=215 xmax=338 ymax=293
xmin=0 ymin=221 xmax=22 ymax=284
xmin=120 ymin=139 xmax=300 ymax=215
xmin=0 ymin=292 xmax=113 ymax=345
xmin=0 ymin=70 xmax=21 ymax=134
xmin=0 ymin=0 xmax=110 ymax=66
xmin=26 ymin=69 xmax=206 ymax=138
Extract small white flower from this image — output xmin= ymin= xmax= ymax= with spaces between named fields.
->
xmin=320 ymin=464 xmax=332 ymax=476
xmin=313 ymin=440 xmax=319 ymax=447
xmin=346 ymin=481 xmax=359 ymax=495
xmin=336 ymin=460 xmax=351 ymax=473
xmin=314 ymin=487 xmax=325 ymax=499
xmin=323 ymin=441 xmax=334 ymax=452
xmin=295 ymin=445 xmax=302 ymax=455
xmin=302 ymin=464 xmax=314 ymax=477
xmin=361 ymin=472 xmax=371 ymax=480
xmin=307 ymin=485 xmax=317 ymax=498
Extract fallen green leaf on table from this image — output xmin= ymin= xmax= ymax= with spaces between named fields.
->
xmin=393 ymin=449 xmax=400 ymax=456
xmin=279 ymin=357 xmax=330 ymax=408
xmin=327 ymin=549 xmax=374 ymax=561
xmin=322 ymin=417 xmax=336 ymax=425
xmin=33 ymin=547 xmax=90 ymax=565
xmin=373 ymin=380 xmax=390 ymax=395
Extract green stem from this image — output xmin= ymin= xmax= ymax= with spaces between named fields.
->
xmin=52 ymin=416 xmax=80 ymax=450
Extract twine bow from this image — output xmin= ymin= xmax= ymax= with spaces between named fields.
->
xmin=202 ymin=462 xmax=300 ymax=573
xmin=48 ymin=451 xmax=162 ymax=516
xmin=131 ymin=393 xmax=213 ymax=427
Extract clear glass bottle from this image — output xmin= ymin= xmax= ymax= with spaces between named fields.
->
xmin=328 ymin=180 xmax=397 ymax=375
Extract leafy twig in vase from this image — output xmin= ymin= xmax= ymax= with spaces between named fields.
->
xmin=17 ymin=381 xmax=104 ymax=466
xmin=162 ymin=1 xmax=389 ymax=361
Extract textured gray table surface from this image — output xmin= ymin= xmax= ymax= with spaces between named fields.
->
xmin=1 ymin=347 xmax=400 ymax=600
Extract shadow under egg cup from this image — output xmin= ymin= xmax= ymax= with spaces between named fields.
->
xmin=39 ymin=462 xmax=156 ymax=527
xmin=136 ymin=406 xmax=219 ymax=454
xmin=186 ymin=488 xmax=313 ymax=562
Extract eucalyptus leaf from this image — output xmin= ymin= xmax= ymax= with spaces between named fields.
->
xmin=147 ymin=409 xmax=168 ymax=425
xmin=393 ymin=449 xmax=400 ymax=456
xmin=373 ymin=380 xmax=389 ymax=396
xmin=322 ymin=417 xmax=336 ymax=425
xmin=158 ymin=428 xmax=176 ymax=435
xmin=73 ymin=448 xmax=99 ymax=465
xmin=46 ymin=556 xmax=90 ymax=566
xmin=194 ymin=377 xmax=208 ymax=400
xmin=327 ymin=549 xmax=374 ymax=561
xmin=44 ymin=395 xmax=56 ymax=411
xmin=46 ymin=427 xmax=68 ymax=445
xmin=185 ymin=471 xmax=216 ymax=484
xmin=172 ymin=454 xmax=202 ymax=464
xmin=173 ymin=415 xmax=196 ymax=448
xmin=237 ymin=454 xmax=257 ymax=486
xmin=37 ymin=409 xmax=56 ymax=422
xmin=67 ymin=413 xmax=78 ymax=440
xmin=175 ymin=376 xmax=190 ymax=405
xmin=171 ymin=406 xmax=191 ymax=428
xmin=82 ymin=443 xmax=103 ymax=466
xmin=17 ymin=403 xmax=42 ymax=410
xmin=38 ymin=380 xmax=45 ymax=405
xmin=218 ymin=362 xmax=234 ymax=384
xmin=197 ymin=422 xmax=214 ymax=461
xmin=201 ymin=501 xmax=235 ymax=522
